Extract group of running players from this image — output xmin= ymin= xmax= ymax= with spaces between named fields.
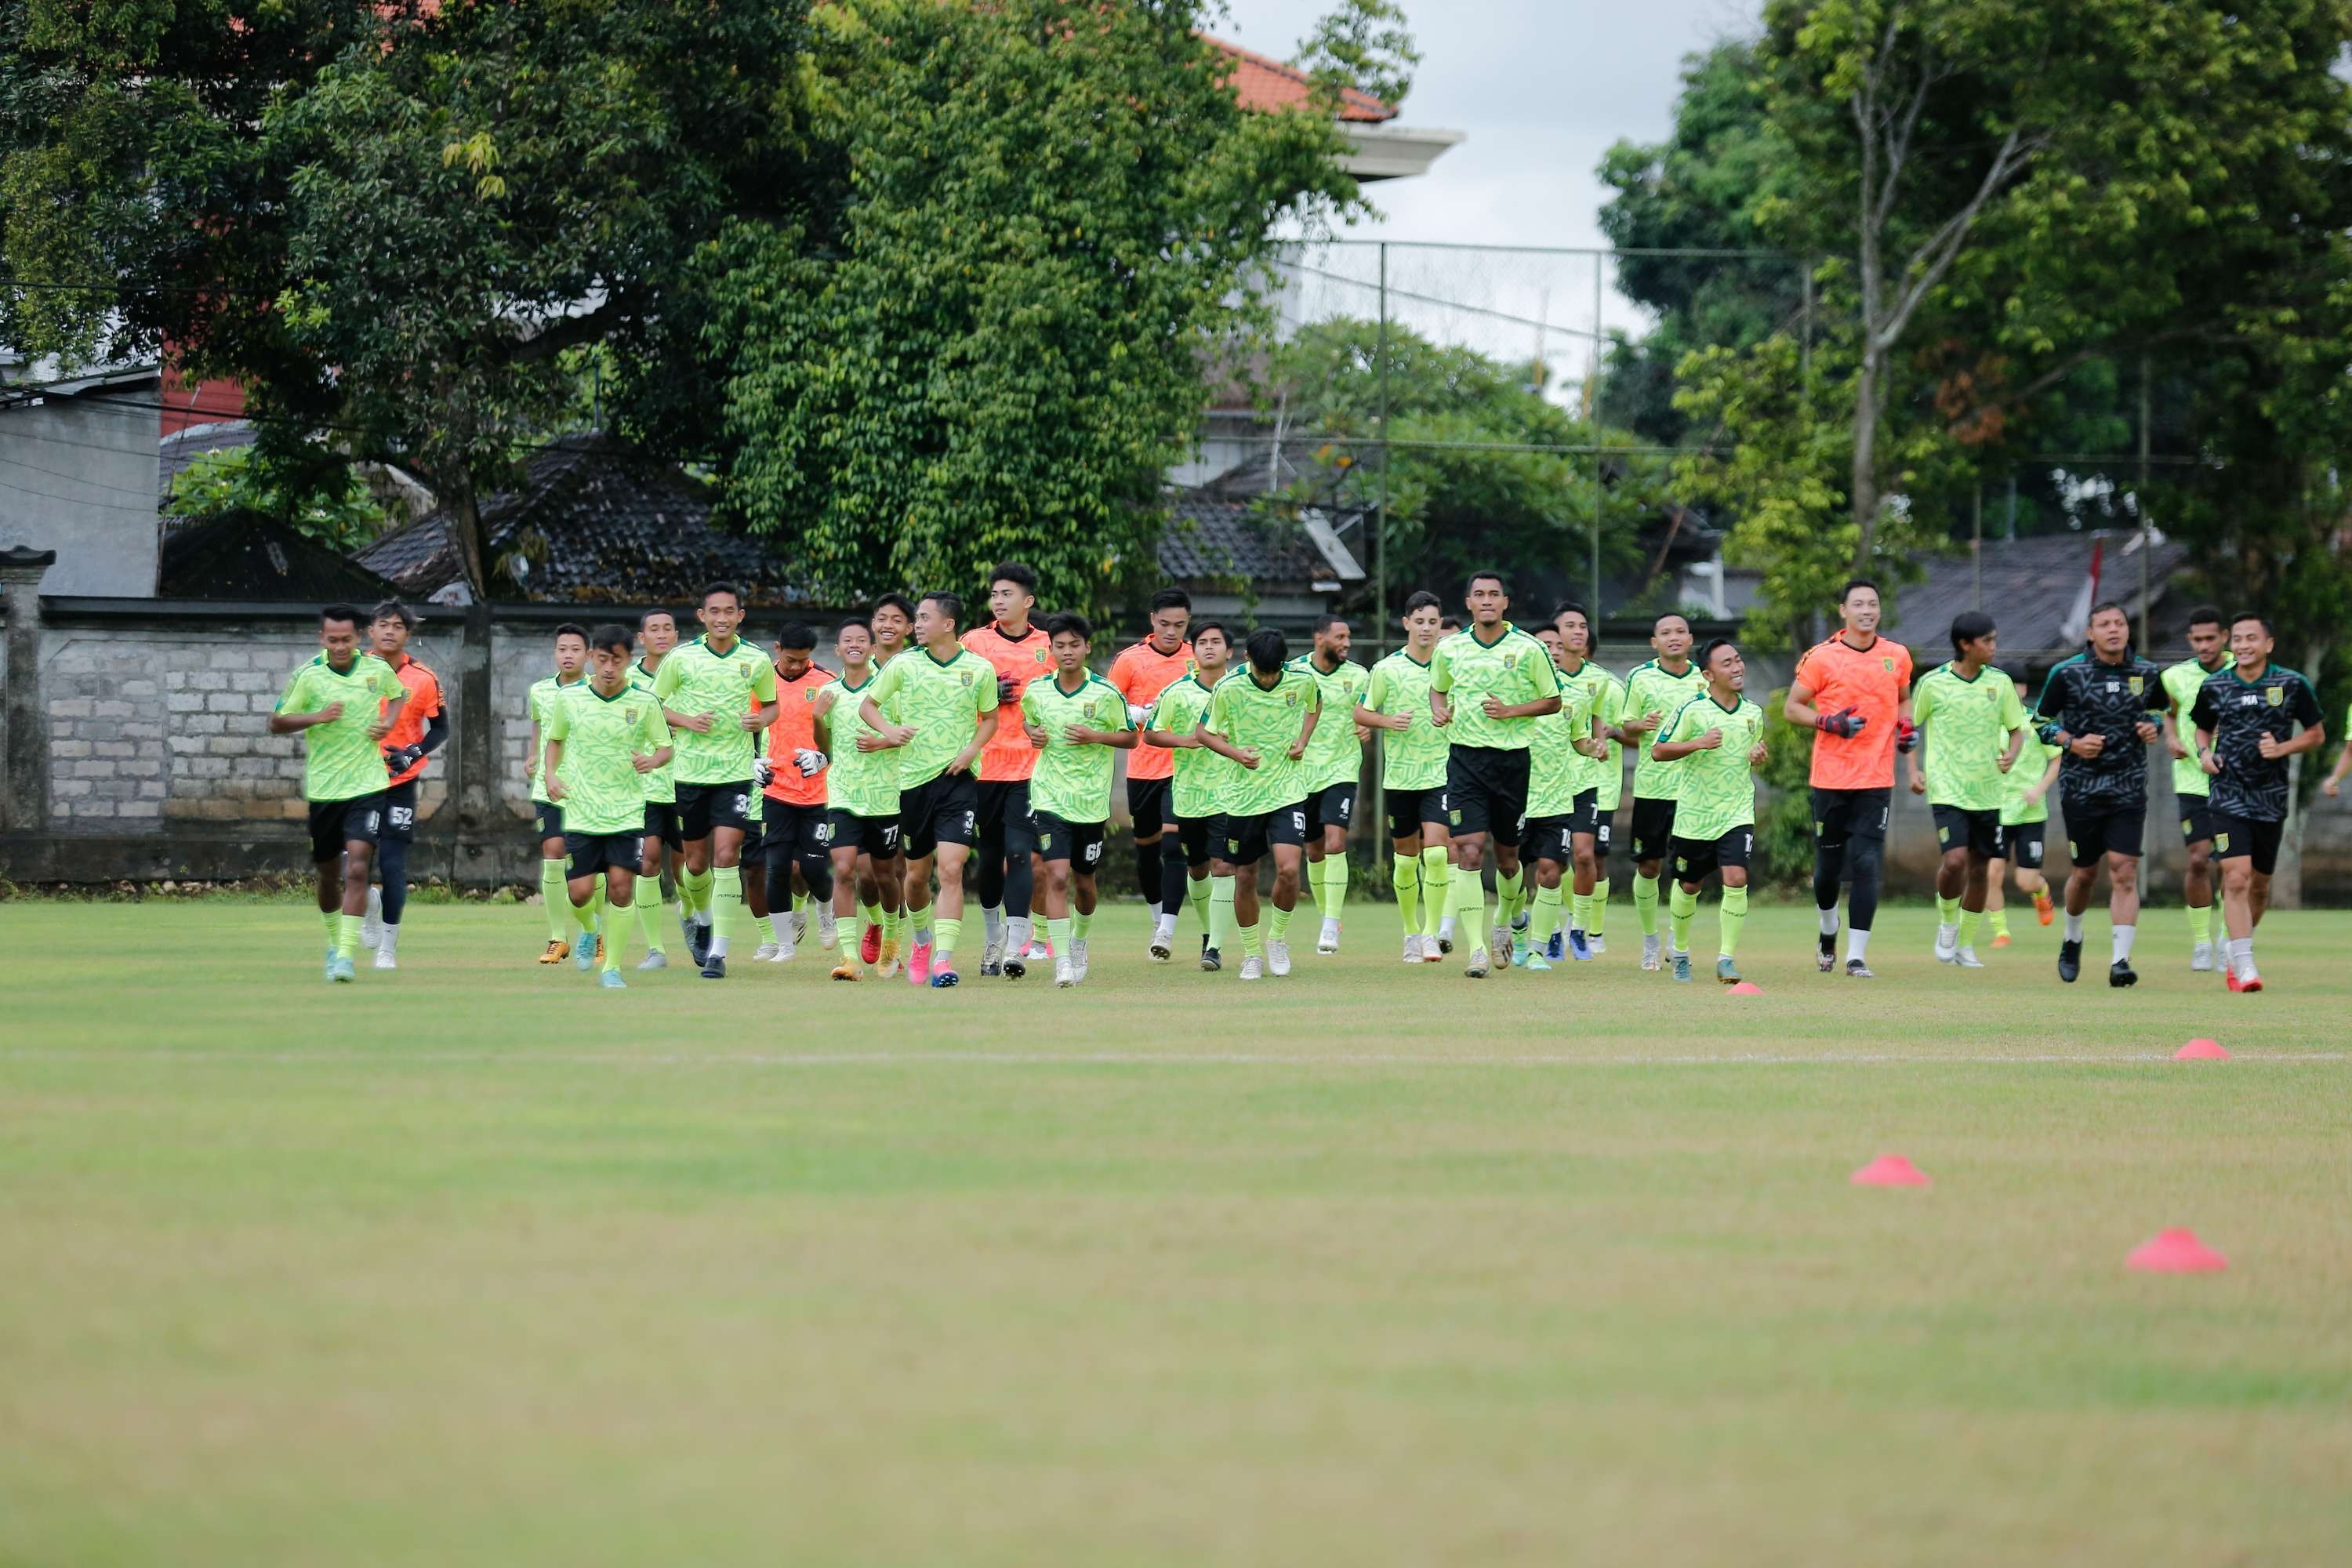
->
xmin=268 ymin=567 xmax=2346 ymax=993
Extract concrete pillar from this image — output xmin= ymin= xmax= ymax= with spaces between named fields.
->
xmin=453 ymin=603 xmax=496 ymax=885
xmin=1 ymin=546 xmax=56 ymax=834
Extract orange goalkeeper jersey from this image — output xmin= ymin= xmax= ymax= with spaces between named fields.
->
xmin=1794 ymin=633 xmax=1913 ymax=790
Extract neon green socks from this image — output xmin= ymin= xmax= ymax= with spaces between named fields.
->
xmin=1956 ymin=907 xmax=1980 ymax=949
xmin=633 ymin=878 xmax=666 ymax=953
xmin=710 ymin=866 xmax=742 ymax=956
xmin=2187 ymin=902 xmax=2212 ymax=946
xmin=933 ymin=916 xmax=961 ymax=966
xmin=336 ymin=911 xmax=362 ymax=958
xmin=1239 ymin=920 xmax=1263 ymax=960
xmin=1210 ymin=876 xmax=1237 ymax=955
xmin=1072 ymin=909 xmax=1092 ymax=942
xmin=1591 ymin=876 xmax=1611 ymax=936
xmin=1719 ymin=884 xmax=1748 ymax=958
xmin=541 ymin=859 xmax=569 ymax=940
xmin=1570 ymin=889 xmax=1592 ymax=933
xmin=1452 ymin=866 xmax=1488 ymax=958
xmin=1420 ymin=846 xmax=1450 ymax=938
xmin=1269 ymin=899 xmax=1294 ymax=942
xmin=1936 ymin=893 xmax=1961 ymax=927
xmin=1316 ymin=855 xmax=1348 ymax=920
xmin=322 ymin=909 xmax=340 ymax=948
xmin=1534 ymin=882 xmax=1564 ymax=944
xmin=1494 ymin=866 xmax=1525 ymax=936
xmin=1047 ymin=915 xmax=1073 ymax=953
xmin=1632 ymin=872 xmax=1660 ymax=935
xmin=1187 ymin=873 xmax=1210 ymax=931
xmin=1668 ymin=882 xmax=1697 ymax=953
xmin=1392 ymin=853 xmax=1421 ymax=934
xmin=1991 ymin=907 xmax=2011 ymax=938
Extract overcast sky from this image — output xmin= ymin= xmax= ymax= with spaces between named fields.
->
xmin=1224 ymin=0 xmax=1760 ymax=352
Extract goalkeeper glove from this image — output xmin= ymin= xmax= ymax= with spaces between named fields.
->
xmin=1894 ymin=718 xmax=1919 ymax=754
xmin=1814 ymin=707 xmax=1867 ymax=739
xmin=752 ymin=755 xmax=775 ymax=788
xmin=996 ymin=675 xmax=1019 ymax=706
xmin=1127 ymin=703 xmax=1150 ymax=726
xmin=382 ymin=743 xmax=423 ymax=774
xmin=792 ymin=747 xmax=827 ymax=779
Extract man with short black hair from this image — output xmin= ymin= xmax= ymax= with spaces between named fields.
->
xmin=544 ymin=625 xmax=673 ymax=987
xmin=2033 ymin=600 xmax=2169 ymax=985
xmin=758 ymin=622 xmax=836 ymax=962
xmin=962 ymin=562 xmax=1051 ymax=976
xmin=1552 ymin=601 xmax=1623 ymax=961
xmin=1110 ymin=588 xmax=1196 ymax=958
xmin=1649 ymin=637 xmax=1768 ymax=985
xmin=1784 ymin=579 xmax=1915 ymax=978
xmin=1907 ymin=612 xmax=2030 ymax=969
xmin=358 ymin=601 xmax=445 ymax=969
xmin=2189 ymin=612 xmax=2327 ymax=992
xmin=1142 ymin=619 xmax=1234 ymax=967
xmin=1618 ymin=612 xmax=1706 ymax=971
xmin=1357 ymin=590 xmax=1452 ymax=961
xmin=267 ymin=604 xmax=405 ymax=981
xmin=2161 ymin=606 xmax=2231 ymax=971
xmin=1200 ymin=626 xmax=1320 ymax=979
xmin=528 ymin=624 xmax=592 ymax=965
xmin=1294 ymin=612 xmax=1368 ymax=955
xmin=652 ymin=582 xmax=780 ymax=980
xmin=869 ymin=593 xmax=916 ymax=666
xmin=626 ymin=609 xmax=683 ymax=969
xmin=1020 ymin=612 xmax=1138 ymax=985
xmin=813 ymin=618 xmax=906 ymax=980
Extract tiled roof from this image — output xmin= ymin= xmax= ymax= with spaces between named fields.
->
xmin=158 ymin=421 xmax=257 ymax=502
xmin=1160 ymin=492 xmax=1345 ymax=588
xmin=1207 ymin=35 xmax=1396 ymax=123
xmin=355 ymin=434 xmax=807 ymax=606
xmin=1889 ymin=529 xmax=2194 ymax=666
xmin=158 ymin=510 xmax=401 ymax=602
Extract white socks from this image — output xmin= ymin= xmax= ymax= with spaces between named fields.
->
xmin=1155 ymin=912 xmax=1178 ymax=939
xmin=1846 ymin=929 xmax=1871 ymax=963
xmin=982 ymin=905 xmax=1004 ymax=945
xmin=1007 ymin=916 xmax=1032 ymax=954
xmin=769 ymin=912 xmax=793 ymax=943
xmin=380 ymin=924 xmax=399 ymax=956
xmin=1819 ymin=908 xmax=1840 ymax=938
xmin=2111 ymin=924 xmax=2136 ymax=964
xmin=2228 ymin=936 xmax=2256 ymax=979
xmin=366 ymin=885 xmax=383 ymax=921
xmin=2064 ymin=912 xmax=2085 ymax=942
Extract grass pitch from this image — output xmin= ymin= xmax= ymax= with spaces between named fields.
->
xmin=3 ymin=897 xmax=2349 ymax=1566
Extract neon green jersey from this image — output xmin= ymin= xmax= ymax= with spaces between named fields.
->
xmin=1146 ymin=673 xmax=1229 ymax=821
xmin=1205 ymin=664 xmax=1319 ymax=815
xmin=274 ymin=652 xmax=401 ymax=803
xmin=819 ymin=673 xmax=900 ymax=818
xmin=2001 ymin=735 xmax=2063 ymax=826
xmin=866 ymin=645 xmax=996 ymax=787
xmin=1430 ymin=624 xmax=1559 ymax=752
xmin=546 ymin=682 xmax=671 ymax=837
xmin=1658 ymin=693 xmax=1763 ymax=841
xmin=1361 ymin=650 xmax=1447 ymax=790
xmin=2161 ymin=656 xmax=2227 ymax=800
xmin=1021 ymin=672 xmax=1129 ymax=823
xmin=1526 ymin=673 xmax=1595 ymax=819
xmin=625 ymin=659 xmax=676 ymax=804
xmin=1290 ymin=655 xmax=1369 ymax=791
xmin=1624 ymin=658 xmax=1708 ymax=799
xmin=1912 ymin=662 xmax=2028 ymax=811
xmin=1556 ymin=660 xmax=1621 ymax=802
xmin=650 ymin=636 xmax=777 ymax=786
xmin=525 ymin=675 xmax=586 ymax=804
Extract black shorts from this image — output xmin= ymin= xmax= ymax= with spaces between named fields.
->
xmin=1630 ymin=797 xmax=1676 ymax=862
xmin=1127 ymin=775 xmax=1172 ymax=839
xmin=380 ymin=780 xmax=419 ymax=844
xmin=761 ymin=799 xmax=832 ymax=863
xmin=308 ymin=793 xmax=386 ymax=862
xmin=1033 ymin=810 xmax=1109 ymax=869
xmin=1174 ymin=813 xmax=1218 ymax=868
xmin=975 ymin=779 xmax=1037 ymax=858
xmin=565 ymin=830 xmax=641 ymax=880
xmin=2003 ymin=822 xmax=2047 ymax=869
xmin=1523 ymin=812 xmax=1577 ymax=868
xmin=827 ymin=808 xmax=902 ymax=860
xmin=2211 ymin=812 xmax=2285 ymax=877
xmin=1383 ymin=786 xmax=1450 ymax=839
xmin=2063 ymin=800 xmax=2145 ymax=866
xmin=1810 ymin=786 xmax=1892 ymax=848
xmin=1218 ymin=802 xmax=1308 ymax=866
xmin=1590 ymin=809 xmax=1615 ymax=864
xmin=677 ymin=779 xmax=757 ymax=840
xmin=900 ymin=771 xmax=980 ymax=860
xmin=641 ymin=800 xmax=683 ymax=851
xmin=738 ymin=813 xmax=764 ymax=859
xmin=1670 ymin=826 xmax=1754 ymax=884
xmin=2180 ymin=797 xmax=2219 ymax=848
xmin=1445 ymin=746 xmax=1530 ymax=848
xmin=533 ymin=800 xmax=564 ymax=842
xmin=1302 ymin=782 xmax=1356 ymax=840
xmin=1932 ymin=804 xmax=2006 ymax=860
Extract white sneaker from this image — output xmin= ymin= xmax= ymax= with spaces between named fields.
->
xmin=980 ymin=925 xmax=1008 ymax=977
xmin=1316 ymin=916 xmax=1341 ymax=955
xmin=1465 ymin=947 xmax=1490 ymax=978
xmin=1421 ymin=938 xmax=1444 ymax=964
xmin=1267 ymin=938 xmax=1291 ymax=977
xmin=1402 ymin=933 xmax=1424 ymax=964
xmin=774 ymin=933 xmax=797 ymax=962
xmin=792 ymin=907 xmax=808 ymax=943
xmin=1437 ymin=917 xmax=1456 ymax=954
xmin=1239 ymin=955 xmax=1264 ymax=980
xmin=372 ymin=948 xmax=397 ymax=971
xmin=817 ymin=907 xmax=838 ymax=949
xmin=2190 ymin=942 xmax=2216 ymax=972
xmin=1588 ymin=934 xmax=1608 ymax=956
xmin=1955 ymin=946 xmax=1985 ymax=969
xmin=1934 ymin=925 xmax=1959 ymax=964
xmin=359 ymin=894 xmax=383 ymax=951
xmin=753 ymin=941 xmax=781 ymax=961
xmin=1073 ymin=939 xmax=1090 ymax=982
xmin=1641 ymin=934 xmax=1662 ymax=971
xmin=1149 ymin=925 xmax=1174 ymax=962
xmin=1026 ymin=939 xmax=1053 ymax=964
xmin=1054 ymin=956 xmax=1076 ymax=989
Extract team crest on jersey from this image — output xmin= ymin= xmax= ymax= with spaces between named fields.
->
xmin=2267 ymin=686 xmax=2284 ymax=706
xmin=1882 ymin=655 xmax=1896 ymax=672
xmin=2128 ymin=676 xmax=2143 ymax=695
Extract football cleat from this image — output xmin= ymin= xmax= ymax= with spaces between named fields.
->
xmin=907 ymin=941 xmax=933 ymax=986
xmin=2190 ymin=942 xmax=2216 ymax=973
xmin=698 ymin=955 xmax=726 ymax=981
xmin=539 ymin=938 xmax=570 ymax=966
xmin=929 ymin=966 xmax=960 ymax=988
xmin=2057 ymin=938 xmax=2082 ymax=984
xmin=1954 ymin=946 xmax=1985 ymax=969
xmin=1072 ymin=939 xmax=1090 ymax=983
xmin=1201 ymin=945 xmax=1223 ymax=973
xmin=1054 ymin=956 xmax=1076 ymax=989
xmin=1316 ymin=917 xmax=1341 ymax=956
xmin=1266 ymin=938 xmax=1291 ymax=978
xmin=1670 ymin=952 xmax=1692 ymax=983
xmin=1715 ymin=955 xmax=1740 ymax=985
xmin=1465 ymin=948 xmax=1490 ymax=979
xmin=637 ymin=950 xmax=668 ymax=971
xmin=574 ymin=933 xmax=600 ymax=973
xmin=816 ymin=907 xmax=838 ymax=949
xmin=1641 ymin=934 xmax=1662 ymax=972
xmin=1402 ymin=934 xmax=1423 ymax=964
xmin=2109 ymin=959 xmax=2138 ymax=989
xmin=1845 ymin=958 xmax=1875 ymax=979
xmin=598 ymin=969 xmax=627 ymax=989
xmin=830 ymin=960 xmax=861 ymax=982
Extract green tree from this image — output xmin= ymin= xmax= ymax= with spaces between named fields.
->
xmin=1291 ymin=0 xmax=1421 ymax=107
xmin=165 ymin=443 xmax=391 ymax=552
xmin=682 ymin=0 xmax=1367 ymax=614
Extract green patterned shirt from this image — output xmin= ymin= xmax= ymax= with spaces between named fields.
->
xmin=865 ymin=645 xmax=996 ymax=788
xmin=1146 ymin=673 xmax=1229 ymax=821
xmin=1526 ymin=673 xmax=1595 ymax=819
xmin=1020 ymin=672 xmax=1130 ymax=824
xmin=525 ymin=673 xmax=586 ymax=804
xmin=626 ymin=659 xmax=675 ymax=804
xmin=1430 ymin=624 xmax=1559 ymax=751
xmin=820 ymin=673 xmax=900 ymax=818
xmin=1204 ymin=664 xmax=1319 ymax=815
xmin=1292 ymin=655 xmax=1370 ymax=791
xmin=1361 ymin=651 xmax=1447 ymax=790
xmin=1624 ymin=659 xmax=1708 ymax=800
xmin=545 ymin=683 xmax=672 ymax=837
xmin=651 ymin=636 xmax=778 ymax=786
xmin=1658 ymin=694 xmax=1763 ymax=842
xmin=2161 ymin=655 xmax=2228 ymax=800
xmin=275 ymin=652 xmax=401 ymax=804
xmin=2000 ymin=735 xmax=2063 ymax=826
xmin=1556 ymin=660 xmax=1621 ymax=803
xmin=1912 ymin=662 xmax=2029 ymax=811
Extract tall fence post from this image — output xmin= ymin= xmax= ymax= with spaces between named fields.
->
xmin=454 ymin=602 xmax=497 ymax=887
xmin=0 ymin=546 xmax=56 ymax=837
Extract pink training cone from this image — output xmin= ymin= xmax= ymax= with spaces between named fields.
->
xmin=1849 ymin=1154 xmax=1930 ymax=1187
xmin=1727 ymin=981 xmax=1765 ymax=996
xmin=2127 ymin=1228 xmax=2228 ymax=1273
xmin=2174 ymin=1038 xmax=2231 ymax=1061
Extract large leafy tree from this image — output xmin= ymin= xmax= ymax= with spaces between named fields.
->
xmin=3 ymin=0 xmax=811 ymax=595
xmin=678 ymin=0 xmax=1367 ymax=615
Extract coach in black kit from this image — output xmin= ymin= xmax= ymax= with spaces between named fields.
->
xmin=2032 ymin=601 xmax=2168 ymax=987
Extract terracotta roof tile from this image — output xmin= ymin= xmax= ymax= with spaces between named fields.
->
xmin=1205 ymin=34 xmax=1396 ymax=123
